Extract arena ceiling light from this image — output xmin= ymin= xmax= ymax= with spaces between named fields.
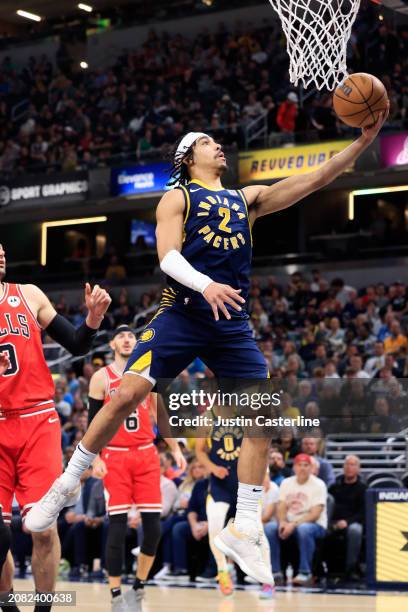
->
xmin=78 ymin=3 xmax=93 ymax=11
xmin=16 ymin=9 xmax=42 ymax=22
xmin=348 ymin=185 xmax=408 ymax=220
xmin=41 ymin=216 xmax=107 ymax=266
xmin=80 ymin=61 xmax=88 ymax=69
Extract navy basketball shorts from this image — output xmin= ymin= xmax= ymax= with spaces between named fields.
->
xmin=124 ymin=303 xmax=268 ymax=384
xmin=208 ymin=473 xmax=238 ymax=515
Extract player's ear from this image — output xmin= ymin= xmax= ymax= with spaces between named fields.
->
xmin=109 ymin=339 xmax=115 ymax=351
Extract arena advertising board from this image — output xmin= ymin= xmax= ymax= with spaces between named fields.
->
xmin=0 ymin=172 xmax=88 ymax=207
xmin=366 ymin=489 xmax=408 ymax=588
xmin=380 ymin=132 xmax=408 ymax=168
xmin=111 ymin=163 xmax=170 ymax=196
xmin=239 ymin=140 xmax=354 ymax=182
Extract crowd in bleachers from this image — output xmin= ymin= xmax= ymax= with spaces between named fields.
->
xmin=9 ymin=270 xmax=407 ymax=585
xmin=1 ymin=3 xmax=407 ymax=175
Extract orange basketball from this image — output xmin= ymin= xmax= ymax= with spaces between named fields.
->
xmin=333 ymin=73 xmax=388 ymax=128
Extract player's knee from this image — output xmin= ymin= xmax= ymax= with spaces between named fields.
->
xmin=31 ymin=527 xmax=57 ymax=551
xmin=140 ymin=512 xmax=161 ymax=557
xmin=113 ymin=386 xmax=143 ymax=417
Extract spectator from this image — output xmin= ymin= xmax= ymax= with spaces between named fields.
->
xmin=265 ymin=453 xmax=327 ymax=585
xmin=364 ymin=341 xmax=386 ymax=377
xmin=276 ymin=92 xmax=298 ymax=134
xmin=268 ymin=448 xmax=292 ymax=486
xmin=328 ymin=455 xmax=367 ymax=579
xmin=301 ymin=437 xmax=335 ymax=488
xmin=383 ymin=320 xmax=408 ymax=354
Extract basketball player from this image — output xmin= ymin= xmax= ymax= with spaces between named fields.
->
xmin=0 ymin=242 xmax=111 ymax=612
xmin=195 ymin=410 xmax=242 ymax=596
xmin=196 ymin=407 xmax=274 ymax=598
xmin=88 ymin=325 xmax=186 ymax=612
xmin=27 ymin=109 xmax=388 ymax=583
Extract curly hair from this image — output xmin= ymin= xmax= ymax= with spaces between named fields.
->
xmin=166 ymin=136 xmax=197 ymax=187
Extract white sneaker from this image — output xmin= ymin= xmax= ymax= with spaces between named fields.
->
xmin=25 ymin=477 xmax=81 ymax=532
xmin=214 ymin=520 xmax=274 ymax=585
xmin=153 ymin=565 xmax=170 ymax=580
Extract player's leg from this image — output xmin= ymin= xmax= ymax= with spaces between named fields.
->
xmin=106 ymin=514 xmax=128 ymax=611
xmin=204 ymin=320 xmax=274 ymax=584
xmin=102 ymin=449 xmax=132 ymax=610
xmin=30 ymin=527 xmax=61 ymax=593
xmin=0 ymin=422 xmax=20 ymax=612
xmin=26 ymin=306 xmax=198 ymax=533
xmin=123 ymin=446 xmax=161 ymax=610
xmin=206 ymin=497 xmax=233 ymax=596
xmin=13 ymin=412 xmax=63 ymax=612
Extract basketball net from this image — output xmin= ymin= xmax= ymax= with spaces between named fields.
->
xmin=268 ymin=0 xmax=362 ymax=91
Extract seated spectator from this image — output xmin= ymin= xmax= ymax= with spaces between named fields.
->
xmin=383 ymin=320 xmax=408 ymax=354
xmin=328 ymin=455 xmax=366 ymax=579
xmin=156 ymin=458 xmax=205 ymax=580
xmin=162 ymin=476 xmax=216 ymax=581
xmin=265 ymin=453 xmax=327 ymax=585
xmin=105 ymin=255 xmax=127 ymax=283
xmin=268 ymin=448 xmax=292 ymax=486
xmin=301 ymin=437 xmax=335 ymax=488
xmin=368 ymin=397 xmax=400 ymax=434
xmin=160 ymin=454 xmax=178 ymax=518
xmin=364 ymin=341 xmax=386 ymax=377
xmin=307 ymin=344 xmax=328 ymax=374
xmin=61 ymin=469 xmax=106 ymax=578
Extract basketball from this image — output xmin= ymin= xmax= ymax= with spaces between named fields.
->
xmin=333 ymin=73 xmax=389 ymax=128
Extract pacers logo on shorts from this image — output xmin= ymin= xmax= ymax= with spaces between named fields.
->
xmin=139 ymin=328 xmax=155 ymax=343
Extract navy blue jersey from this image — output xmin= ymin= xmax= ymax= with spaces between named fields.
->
xmin=207 ymin=417 xmax=242 ymax=505
xmin=166 ymin=179 xmax=253 ymax=319
xmin=208 ymin=419 xmax=243 ymax=470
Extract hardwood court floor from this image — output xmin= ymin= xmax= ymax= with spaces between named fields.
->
xmin=13 ymin=579 xmax=408 ymax=611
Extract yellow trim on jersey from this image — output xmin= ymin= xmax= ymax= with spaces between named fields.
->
xmin=179 ymin=184 xmax=191 ymax=243
xmin=189 ymin=179 xmax=224 ymax=192
xmin=129 ymin=351 xmax=152 ymax=372
xmin=238 ymin=188 xmax=253 ymax=246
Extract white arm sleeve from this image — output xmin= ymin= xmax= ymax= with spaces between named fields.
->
xmin=160 ymin=249 xmax=213 ymax=294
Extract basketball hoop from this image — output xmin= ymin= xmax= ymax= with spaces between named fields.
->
xmin=268 ymin=0 xmax=363 ymax=91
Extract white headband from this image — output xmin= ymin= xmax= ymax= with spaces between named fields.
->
xmin=175 ymin=132 xmax=208 ymax=163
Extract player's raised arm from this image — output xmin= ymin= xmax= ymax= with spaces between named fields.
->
xmin=157 ymin=189 xmax=245 ymax=321
xmin=244 ymin=105 xmax=389 ymax=221
xmin=22 ymin=282 xmax=111 ymax=356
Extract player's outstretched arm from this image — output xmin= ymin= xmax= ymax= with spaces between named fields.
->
xmin=156 ymin=189 xmax=245 ymax=321
xmin=88 ymin=369 xmax=108 ymax=478
xmin=22 ymin=283 xmax=111 ymax=356
xmin=244 ymin=105 xmax=389 ymax=221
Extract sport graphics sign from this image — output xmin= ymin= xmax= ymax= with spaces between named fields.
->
xmin=0 ymin=172 xmax=88 ymax=207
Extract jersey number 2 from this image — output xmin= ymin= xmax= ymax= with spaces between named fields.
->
xmin=0 ymin=343 xmax=19 ymax=376
xmin=218 ymin=207 xmax=232 ymax=234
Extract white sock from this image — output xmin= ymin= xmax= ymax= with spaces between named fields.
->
xmin=60 ymin=442 xmax=97 ymax=490
xmin=235 ymin=482 xmax=263 ymax=532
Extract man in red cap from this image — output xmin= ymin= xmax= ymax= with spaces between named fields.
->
xmin=264 ymin=453 xmax=327 ymax=586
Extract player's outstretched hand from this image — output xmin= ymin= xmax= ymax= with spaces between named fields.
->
xmin=0 ymin=351 xmax=10 ymax=375
xmin=203 ymin=282 xmax=245 ymax=321
xmin=362 ymin=101 xmax=390 ymax=142
xmin=92 ymin=455 xmax=108 ymax=479
xmin=85 ymin=283 xmax=112 ymax=328
xmin=173 ymin=446 xmax=188 ymax=473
